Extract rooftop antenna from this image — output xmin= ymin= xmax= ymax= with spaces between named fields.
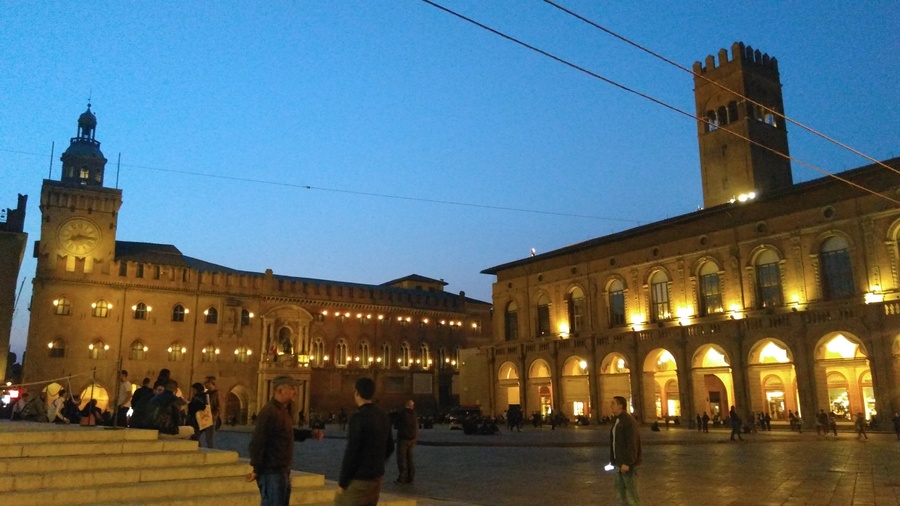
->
xmin=47 ymin=141 xmax=55 ymax=179
xmin=115 ymin=152 xmax=121 ymax=188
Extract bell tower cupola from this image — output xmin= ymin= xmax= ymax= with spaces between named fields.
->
xmin=60 ymin=103 xmax=107 ymax=186
xmin=694 ymin=42 xmax=793 ymax=208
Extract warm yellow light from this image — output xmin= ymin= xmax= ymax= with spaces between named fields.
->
xmin=53 ymin=299 xmax=59 ymax=306
xmin=88 ymin=344 xmax=94 ymax=350
xmin=354 ymin=356 xmax=360 ymax=362
xmin=558 ymin=322 xmax=570 ymax=335
xmin=376 ymin=357 xmax=381 ymax=362
xmin=451 ymin=360 xmax=457 ymax=366
xmin=202 ymin=348 xmax=207 ymax=353
xmin=47 ymin=342 xmax=53 ymax=348
xmin=445 ymin=358 xmax=450 ymax=363
xmin=423 ymin=318 xmax=429 ymax=324
xmin=471 ymin=322 xmax=477 ymax=328
xmin=183 ymin=308 xmax=189 ymax=314
xmin=167 ymin=347 xmax=173 ymax=353
xmin=103 ymin=345 xmax=109 ymax=350
xmin=131 ymin=305 xmax=137 ymax=311
xmin=146 ymin=306 xmax=152 ymax=312
xmin=864 ymin=292 xmax=884 ymax=304
xmin=246 ymin=350 xmax=252 ymax=356
xmin=630 ymin=314 xmax=644 ymax=325
xmin=323 ymin=355 xmax=329 ymax=361
xmin=203 ymin=309 xmax=209 ymax=316
xmin=825 ymin=334 xmax=857 ymax=359
xmin=377 ymin=315 xmax=383 ymax=320
xmin=234 ymin=349 xmax=239 ymax=355
xmin=759 ymin=342 xmax=789 ymax=363
xmin=397 ymin=358 xmax=402 ymax=364
xmin=344 ymin=312 xmax=350 ymax=318
xmin=368 ymin=357 xmax=374 ymax=362
xmin=142 ymin=346 xmax=148 ymax=352
xmin=322 ymin=310 xmax=328 ymax=316
xmin=440 ymin=320 xmax=446 ymax=325
xmin=181 ymin=347 xmax=187 ymax=353
xmin=704 ymin=348 xmax=729 ymax=367
xmin=357 ymin=313 xmax=363 ymax=319
xmin=397 ymin=316 xmax=403 ymax=321
xmin=215 ymin=348 xmax=220 ymax=354
xmin=91 ymin=302 xmax=97 ymax=308
xmin=427 ymin=359 xmax=433 ymax=365
xmin=367 ymin=314 xmax=372 ymax=319
xmin=579 ymin=360 xmax=587 ymax=369
xmin=405 ymin=317 xmax=411 ymax=322
xmin=248 ymin=312 xmax=254 ymax=318
xmin=791 ymin=294 xmax=800 ymax=304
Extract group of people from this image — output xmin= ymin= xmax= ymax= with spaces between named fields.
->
xmin=10 ymin=369 xmax=221 ymax=447
xmin=248 ymin=376 xmax=421 ymax=506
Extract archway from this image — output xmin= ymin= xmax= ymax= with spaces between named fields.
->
xmin=496 ymin=361 xmax=521 ymax=415
xmin=814 ymin=332 xmax=873 ymax=421
xmin=77 ymin=383 xmax=110 ymax=412
xmin=527 ymin=359 xmax=553 ymax=417
xmin=560 ymin=356 xmax=590 ymax=418
xmin=748 ymin=338 xmax=798 ymax=419
xmin=643 ymin=348 xmax=679 ymax=422
xmin=226 ymin=384 xmax=252 ymax=425
xmin=691 ymin=344 xmax=734 ymax=422
xmin=599 ymin=352 xmax=632 ymax=419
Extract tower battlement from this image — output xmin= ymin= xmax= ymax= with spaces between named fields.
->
xmin=692 ymin=42 xmax=779 ymax=77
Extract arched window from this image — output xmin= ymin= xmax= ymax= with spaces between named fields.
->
xmin=820 ymin=236 xmax=854 ymax=300
xmin=698 ymin=262 xmax=723 ymax=316
xmin=717 ymin=106 xmax=728 ymax=126
xmin=88 ymin=339 xmax=108 ymax=359
xmin=359 ymin=341 xmax=371 ymax=368
xmin=608 ymin=280 xmax=626 ymax=327
xmin=419 ymin=343 xmax=431 ymax=369
xmin=167 ymin=342 xmax=187 ymax=362
xmin=132 ymin=302 xmax=149 ymax=320
xmin=706 ymin=110 xmax=718 ymax=131
xmin=379 ymin=342 xmax=391 ymax=369
xmin=312 ymin=339 xmax=325 ymax=367
xmin=438 ymin=348 xmax=448 ymax=369
xmin=234 ymin=346 xmax=252 ymax=363
xmin=172 ymin=304 xmax=186 ymax=322
xmin=727 ymin=101 xmax=739 ymax=123
xmin=504 ymin=302 xmax=518 ymax=341
xmin=399 ymin=342 xmax=412 ymax=369
xmin=241 ymin=308 xmax=251 ymax=326
xmin=92 ymin=299 xmax=111 ymax=318
xmin=335 ymin=340 xmax=348 ymax=367
xmin=567 ymin=287 xmax=586 ymax=334
xmin=129 ymin=340 xmax=147 ymax=361
xmin=755 ymin=250 xmax=783 ymax=308
xmin=650 ymin=271 xmax=671 ymax=322
xmin=48 ymin=338 xmax=66 ymax=358
xmin=201 ymin=344 xmax=219 ymax=363
xmin=536 ymin=294 xmax=551 ymax=336
xmin=204 ymin=307 xmax=218 ymax=324
xmin=54 ymin=297 xmax=71 ymax=316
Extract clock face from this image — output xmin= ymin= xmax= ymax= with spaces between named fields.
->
xmin=57 ymin=218 xmax=101 ymax=256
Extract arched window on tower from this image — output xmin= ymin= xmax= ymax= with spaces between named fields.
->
xmin=92 ymin=299 xmax=111 ymax=318
xmin=204 ymin=307 xmax=218 ymax=324
xmin=88 ymin=339 xmax=108 ymax=359
xmin=172 ymin=304 xmax=186 ymax=322
xmin=54 ymin=297 xmax=71 ymax=316
xmin=129 ymin=340 xmax=147 ymax=361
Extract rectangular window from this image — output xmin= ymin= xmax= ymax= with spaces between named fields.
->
xmin=504 ymin=311 xmax=518 ymax=341
xmin=699 ymin=273 xmax=724 ymax=316
xmin=136 ymin=264 xmax=144 ymax=278
xmin=821 ymin=250 xmax=854 ymax=299
xmin=568 ymin=297 xmax=585 ymax=333
xmin=536 ymin=305 xmax=550 ymax=336
xmin=756 ymin=263 xmax=783 ymax=308
xmin=609 ymin=290 xmax=625 ymax=327
xmin=119 ymin=262 xmax=127 ymax=277
xmin=651 ymin=281 xmax=670 ymax=322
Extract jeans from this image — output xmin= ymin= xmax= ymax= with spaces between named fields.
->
xmin=396 ymin=439 xmax=416 ymax=483
xmin=614 ymin=467 xmax=641 ymax=506
xmin=257 ymin=472 xmax=291 ymax=506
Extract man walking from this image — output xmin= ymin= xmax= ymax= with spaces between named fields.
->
xmin=609 ymin=396 xmax=641 ymax=506
xmin=247 ymin=375 xmax=324 ymax=506
xmin=395 ymin=399 xmax=418 ymax=484
xmin=729 ymin=406 xmax=744 ymax=441
xmin=335 ymin=377 xmax=394 ymax=506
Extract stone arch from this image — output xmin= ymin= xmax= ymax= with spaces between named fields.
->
xmin=691 ymin=344 xmax=734 ymax=421
xmin=642 ymin=348 xmax=679 ymax=421
xmin=496 ymin=361 xmax=521 ymax=416
xmin=748 ymin=338 xmax=798 ymax=419
xmin=527 ymin=358 xmax=553 ymax=417
xmin=814 ymin=332 xmax=873 ymax=420
xmin=599 ymin=352 xmax=632 ymax=418
xmin=226 ymin=383 xmax=253 ymax=425
xmin=559 ymin=355 xmax=590 ymax=419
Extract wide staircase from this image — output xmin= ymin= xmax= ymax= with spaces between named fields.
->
xmin=0 ymin=421 xmax=415 ymax=506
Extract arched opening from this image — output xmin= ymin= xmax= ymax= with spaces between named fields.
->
xmin=226 ymin=384 xmax=252 ymax=425
xmin=748 ymin=338 xmax=798 ymax=420
xmin=78 ymin=383 xmax=110 ymax=412
xmin=527 ymin=359 xmax=553 ymax=417
xmin=691 ymin=344 xmax=734 ymax=422
xmin=560 ymin=356 xmax=590 ymax=418
xmin=643 ymin=348 xmax=679 ymax=423
xmin=599 ymin=352 xmax=632 ymax=419
xmin=815 ymin=332 xmax=873 ymax=421
xmin=496 ymin=361 xmax=520 ymax=415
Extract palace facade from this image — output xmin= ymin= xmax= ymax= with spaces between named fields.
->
xmin=479 ymin=43 xmax=900 ymax=427
xmin=22 ymin=105 xmax=492 ymax=422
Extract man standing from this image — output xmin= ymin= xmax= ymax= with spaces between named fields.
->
xmin=247 ymin=376 xmax=323 ymax=506
xmin=609 ymin=396 xmax=641 ymax=506
xmin=203 ymin=376 xmax=221 ymax=448
xmin=335 ymin=377 xmax=394 ymax=506
xmin=395 ymin=399 xmax=418 ymax=484
xmin=729 ymin=406 xmax=744 ymax=441
xmin=117 ymin=370 xmax=133 ymax=427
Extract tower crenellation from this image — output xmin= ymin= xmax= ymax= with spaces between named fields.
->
xmin=694 ymin=42 xmax=780 ymax=76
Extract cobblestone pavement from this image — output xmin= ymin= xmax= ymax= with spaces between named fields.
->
xmin=217 ymin=424 xmax=900 ymax=505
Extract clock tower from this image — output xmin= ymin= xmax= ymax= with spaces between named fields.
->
xmin=37 ymin=104 xmax=122 ymax=275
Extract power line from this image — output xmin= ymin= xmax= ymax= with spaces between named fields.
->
xmin=0 ymin=148 xmax=642 ymax=225
xmin=419 ymin=0 xmax=900 ymax=207
xmin=542 ymin=0 xmax=900 ymax=178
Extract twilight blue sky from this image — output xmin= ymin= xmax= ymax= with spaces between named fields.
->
xmin=2 ymin=1 xmax=898 ymax=358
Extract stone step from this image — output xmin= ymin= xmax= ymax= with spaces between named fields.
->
xmin=3 ymin=476 xmax=261 ymax=504
xmin=0 ymin=437 xmax=198 ymax=458
xmin=0 ymin=447 xmax=238 ymax=474
xmin=0 ymin=423 xmax=159 ymax=444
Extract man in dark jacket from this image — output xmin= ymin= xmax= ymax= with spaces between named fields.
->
xmin=247 ymin=375 xmax=323 ymax=506
xmin=146 ymin=380 xmax=191 ymax=438
xmin=336 ymin=377 xmax=394 ymax=506
xmin=609 ymin=396 xmax=641 ymax=506
xmin=394 ymin=399 xmax=418 ymax=484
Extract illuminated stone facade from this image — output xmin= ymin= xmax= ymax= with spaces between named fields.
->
xmin=22 ymin=106 xmax=492 ymax=421
xmin=480 ymin=44 xmax=900 ymax=427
